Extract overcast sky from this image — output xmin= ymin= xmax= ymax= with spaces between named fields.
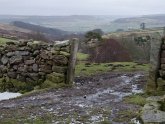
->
xmin=0 ymin=0 xmax=165 ymax=16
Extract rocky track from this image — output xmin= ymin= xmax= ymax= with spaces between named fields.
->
xmin=0 ymin=71 xmax=147 ymax=124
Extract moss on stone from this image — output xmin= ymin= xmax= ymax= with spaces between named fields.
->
xmin=41 ymin=80 xmax=58 ymax=88
xmin=146 ymin=78 xmax=157 ymax=94
xmin=41 ymin=80 xmax=69 ymax=89
xmin=46 ymin=72 xmax=65 ymax=84
xmin=157 ymin=78 xmax=165 ymax=91
xmin=0 ymin=72 xmax=67 ymax=93
xmin=52 ymin=66 xmax=67 ymax=73
xmin=10 ymin=79 xmax=34 ymax=93
xmin=60 ymin=51 xmax=70 ymax=57
xmin=40 ymin=72 xmax=67 ymax=89
xmin=0 ymin=77 xmax=33 ymax=93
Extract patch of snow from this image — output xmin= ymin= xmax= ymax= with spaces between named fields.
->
xmin=120 ymin=75 xmax=132 ymax=84
xmin=132 ymin=84 xmax=143 ymax=94
xmin=90 ymin=114 xmax=103 ymax=123
xmin=131 ymin=118 xmax=141 ymax=124
xmin=78 ymin=103 xmax=86 ymax=108
xmin=0 ymin=92 xmax=21 ymax=101
xmin=87 ymin=88 xmax=114 ymax=101
xmin=110 ymin=91 xmax=132 ymax=102
xmin=134 ymin=74 xmax=142 ymax=78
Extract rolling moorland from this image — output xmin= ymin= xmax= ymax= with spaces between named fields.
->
xmin=0 ymin=14 xmax=165 ymax=124
xmin=1 ymin=14 xmax=165 ymax=32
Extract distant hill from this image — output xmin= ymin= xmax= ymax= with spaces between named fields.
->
xmin=0 ymin=15 xmax=122 ymax=32
xmin=11 ymin=21 xmax=86 ymax=40
xmin=1 ymin=14 xmax=165 ymax=33
xmin=114 ymin=14 xmax=165 ymax=23
xmin=111 ymin=14 xmax=165 ymax=31
xmin=0 ymin=22 xmax=83 ymax=41
xmin=12 ymin=21 xmax=68 ymax=36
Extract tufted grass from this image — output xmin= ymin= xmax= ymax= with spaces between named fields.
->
xmin=75 ymin=61 xmax=149 ymax=76
xmin=0 ymin=37 xmax=16 ymax=45
xmin=123 ymin=93 xmax=147 ymax=106
xmin=77 ymin=52 xmax=89 ymax=61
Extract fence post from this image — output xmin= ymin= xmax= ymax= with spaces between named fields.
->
xmin=66 ymin=38 xmax=79 ymax=84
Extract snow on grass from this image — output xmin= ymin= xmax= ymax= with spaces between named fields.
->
xmin=0 ymin=92 xmax=21 ymax=101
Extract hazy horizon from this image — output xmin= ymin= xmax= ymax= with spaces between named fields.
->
xmin=0 ymin=0 xmax=165 ymax=16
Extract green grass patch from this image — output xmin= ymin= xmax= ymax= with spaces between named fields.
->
xmin=77 ymin=52 xmax=89 ymax=61
xmin=76 ymin=62 xmax=149 ymax=76
xmin=99 ymin=120 xmax=112 ymax=124
xmin=0 ymin=37 xmax=16 ymax=45
xmin=123 ymin=94 xmax=147 ymax=106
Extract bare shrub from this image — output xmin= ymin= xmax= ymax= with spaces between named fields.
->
xmin=88 ymin=39 xmax=132 ymax=63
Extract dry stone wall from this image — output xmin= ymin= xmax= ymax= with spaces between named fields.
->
xmin=0 ymin=39 xmax=78 ymax=93
xmin=147 ymin=32 xmax=165 ymax=92
xmin=158 ymin=39 xmax=165 ymax=91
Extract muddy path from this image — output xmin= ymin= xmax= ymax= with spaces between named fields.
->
xmin=0 ymin=71 xmax=147 ymax=124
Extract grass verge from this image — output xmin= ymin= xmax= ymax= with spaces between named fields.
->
xmin=76 ymin=61 xmax=149 ymax=76
xmin=123 ymin=93 xmax=147 ymax=106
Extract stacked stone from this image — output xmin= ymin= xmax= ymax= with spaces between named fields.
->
xmin=158 ymin=43 xmax=165 ymax=91
xmin=0 ymin=40 xmax=71 ymax=92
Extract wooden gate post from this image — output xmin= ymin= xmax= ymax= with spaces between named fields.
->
xmin=66 ymin=38 xmax=79 ymax=84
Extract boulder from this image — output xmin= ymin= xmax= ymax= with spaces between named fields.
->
xmin=53 ymin=55 xmax=68 ymax=65
xmin=141 ymin=96 xmax=165 ymax=124
xmin=13 ymin=65 xmax=18 ymax=71
xmin=161 ymin=58 xmax=165 ymax=64
xmin=46 ymin=72 xmax=65 ymax=84
xmin=33 ymin=50 xmax=40 ymax=57
xmin=26 ymin=77 xmax=35 ymax=84
xmin=10 ymin=55 xmax=22 ymax=64
xmin=25 ymin=60 xmax=35 ymax=65
xmin=6 ymin=41 xmax=16 ymax=45
xmin=17 ymin=74 xmax=26 ymax=82
xmin=39 ymin=65 xmax=52 ymax=74
xmin=47 ymin=60 xmax=53 ymax=65
xmin=18 ymin=40 xmax=28 ymax=46
xmin=28 ymin=73 xmax=39 ymax=81
xmin=16 ymin=51 xmax=29 ymax=56
xmin=6 ymin=52 xmax=15 ymax=57
xmin=7 ymin=71 xmax=17 ymax=79
xmin=5 ymin=44 xmax=18 ymax=51
xmin=161 ymin=64 xmax=165 ymax=70
xmin=18 ymin=46 xmax=31 ymax=51
xmin=17 ymin=65 xmax=27 ymax=72
xmin=61 ymin=46 xmax=70 ymax=53
xmin=40 ymin=51 xmax=49 ymax=59
xmin=0 ymin=71 xmax=3 ymax=78
xmin=162 ymin=45 xmax=165 ymax=50
xmin=32 ymin=64 xmax=38 ymax=72
xmin=0 ymin=65 xmax=8 ymax=73
xmin=1 ymin=56 xmax=9 ymax=65
xmin=161 ymin=51 xmax=165 ymax=58
xmin=52 ymin=66 xmax=67 ymax=73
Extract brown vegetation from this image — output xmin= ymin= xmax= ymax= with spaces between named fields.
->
xmin=88 ymin=39 xmax=132 ymax=63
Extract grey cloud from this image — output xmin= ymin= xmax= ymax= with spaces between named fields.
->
xmin=0 ymin=0 xmax=165 ymax=15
